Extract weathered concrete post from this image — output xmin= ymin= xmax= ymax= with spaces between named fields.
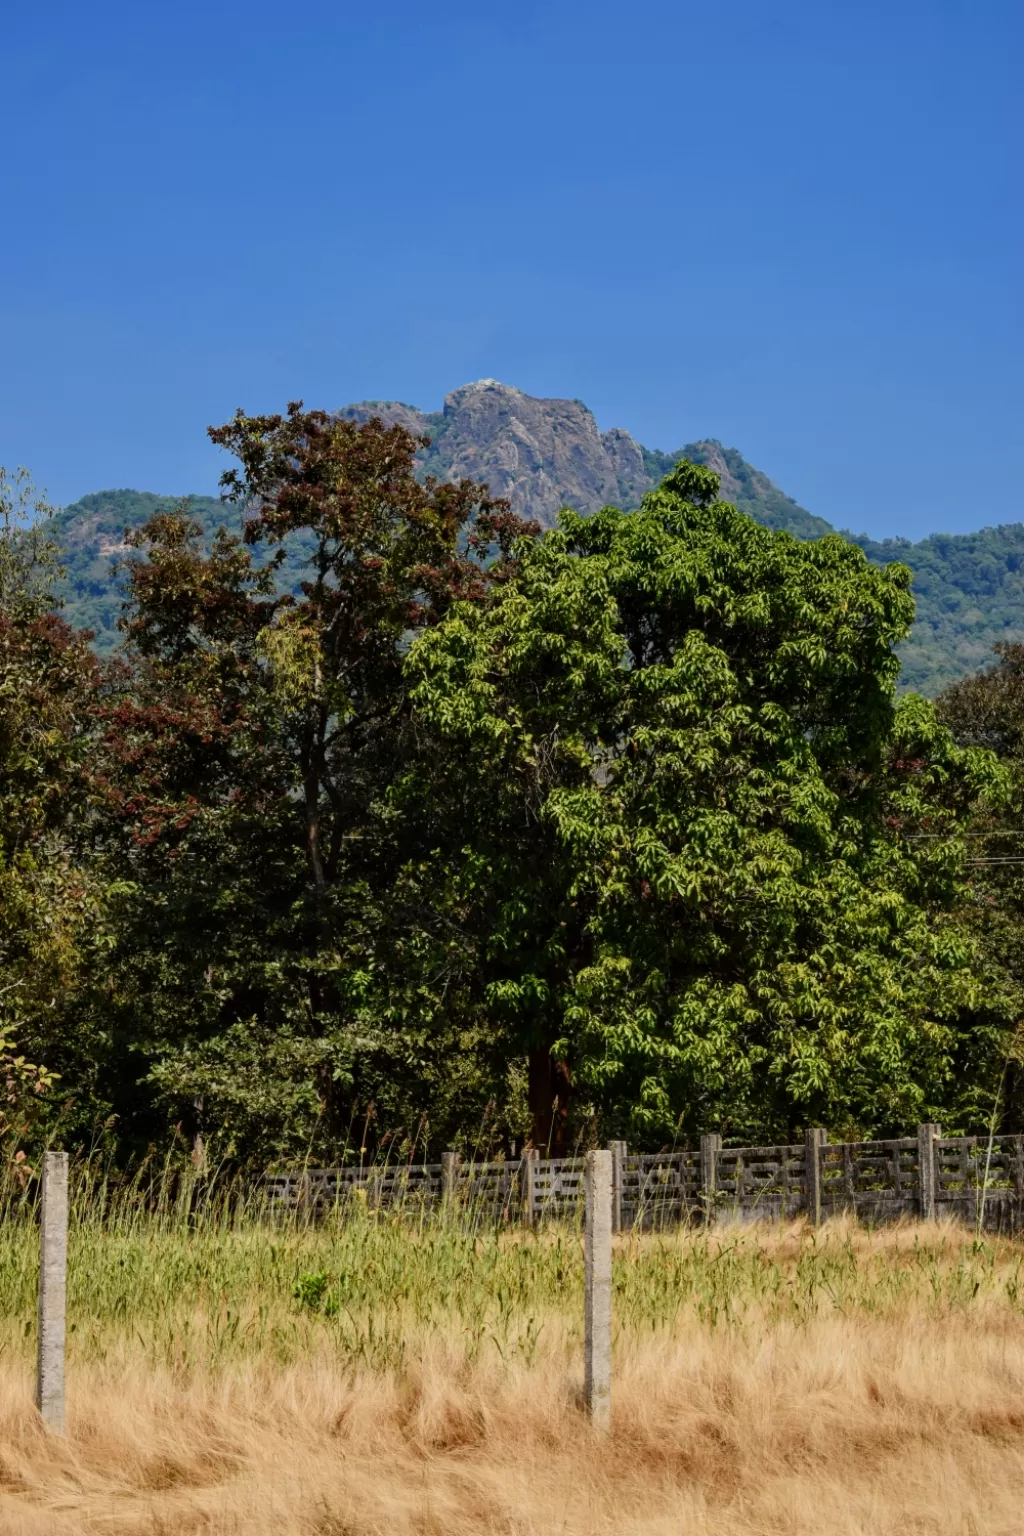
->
xmin=584 ymin=1149 xmax=612 ymax=1432
xmin=918 ymin=1123 xmax=941 ymax=1221
xmin=805 ymin=1127 xmax=826 ymax=1227
xmin=37 ymin=1151 xmax=68 ymax=1433
xmin=441 ymin=1150 xmax=459 ymax=1210
xmin=610 ymin=1140 xmax=627 ymax=1234
xmin=700 ymin=1133 xmax=722 ymax=1225
xmin=521 ymin=1149 xmax=538 ymax=1226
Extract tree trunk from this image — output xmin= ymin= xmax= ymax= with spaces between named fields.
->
xmin=302 ymin=695 xmax=329 ymax=896
xmin=304 ymin=783 xmax=327 ymax=893
xmin=191 ymin=1095 xmax=206 ymax=1174
xmin=528 ymin=1047 xmax=571 ymax=1155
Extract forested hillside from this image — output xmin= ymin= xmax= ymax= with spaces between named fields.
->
xmin=49 ymin=489 xmax=229 ymax=644
xmin=48 ymin=380 xmax=1024 ymax=692
xmin=854 ymin=526 xmax=1024 ymax=694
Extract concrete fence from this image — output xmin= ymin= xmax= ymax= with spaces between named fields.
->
xmin=264 ymin=1125 xmax=1024 ymax=1232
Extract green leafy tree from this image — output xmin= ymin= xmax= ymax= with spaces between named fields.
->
xmin=0 ymin=470 xmax=97 ymax=1152
xmin=936 ymin=643 xmax=1024 ymax=1125
xmin=405 ymin=463 xmax=1007 ymax=1143
xmin=98 ymin=411 xmax=530 ymax=1162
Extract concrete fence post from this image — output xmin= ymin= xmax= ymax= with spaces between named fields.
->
xmin=918 ymin=1123 xmax=941 ymax=1221
xmin=37 ymin=1151 xmax=68 ymax=1433
xmin=441 ymin=1150 xmax=459 ymax=1209
xmin=584 ymin=1149 xmax=612 ymax=1432
xmin=610 ymin=1141 xmax=627 ymax=1234
xmin=700 ymin=1133 xmax=722 ymax=1225
xmin=805 ymin=1127 xmax=826 ymax=1227
xmin=521 ymin=1149 xmax=538 ymax=1226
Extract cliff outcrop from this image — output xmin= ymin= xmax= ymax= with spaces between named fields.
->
xmin=340 ymin=379 xmax=650 ymax=527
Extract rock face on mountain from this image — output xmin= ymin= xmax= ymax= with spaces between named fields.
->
xmin=340 ymin=379 xmax=650 ymax=527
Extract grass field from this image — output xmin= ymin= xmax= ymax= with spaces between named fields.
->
xmin=0 ymin=1174 xmax=1023 ymax=1534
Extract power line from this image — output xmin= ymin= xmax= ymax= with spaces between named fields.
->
xmin=908 ymin=831 xmax=1024 ymax=840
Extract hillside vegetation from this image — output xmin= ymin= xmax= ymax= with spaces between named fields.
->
xmin=855 ymin=525 xmax=1024 ymax=693
xmin=48 ymin=382 xmax=1024 ymax=693
xmin=49 ymin=489 xmax=230 ymax=645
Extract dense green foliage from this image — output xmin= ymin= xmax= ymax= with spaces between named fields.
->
xmin=403 ymin=462 xmax=1007 ymax=1141
xmin=4 ymin=418 xmax=1024 ymax=1168
xmin=936 ymin=643 xmax=1024 ymax=1125
xmin=49 ymin=489 xmax=311 ymax=650
xmin=0 ymin=471 xmax=94 ymax=1146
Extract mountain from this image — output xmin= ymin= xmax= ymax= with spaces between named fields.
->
xmin=48 ymin=380 xmax=1024 ymax=695
xmin=338 ymin=379 xmax=834 ymax=542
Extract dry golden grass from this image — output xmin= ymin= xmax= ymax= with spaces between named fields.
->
xmin=1 ymin=1214 xmax=1024 ymax=1534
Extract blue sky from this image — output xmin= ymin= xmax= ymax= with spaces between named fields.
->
xmin=2 ymin=0 xmax=1020 ymax=540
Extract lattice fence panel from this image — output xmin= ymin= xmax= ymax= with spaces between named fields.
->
xmin=264 ymin=1168 xmax=361 ymax=1216
xmin=531 ymin=1157 xmax=586 ymax=1221
xmin=714 ymin=1144 xmax=806 ymax=1218
xmin=264 ymin=1164 xmax=443 ymax=1219
xmin=820 ymin=1139 xmax=918 ymax=1218
xmin=263 ymin=1172 xmax=300 ymax=1214
xmin=935 ymin=1134 xmax=1024 ymax=1231
xmin=263 ymin=1130 xmax=1024 ymax=1233
xmin=378 ymin=1163 xmax=443 ymax=1208
xmin=454 ymin=1159 xmax=523 ymax=1222
xmin=936 ymin=1135 xmax=1024 ymax=1196
xmin=621 ymin=1150 xmax=701 ymax=1229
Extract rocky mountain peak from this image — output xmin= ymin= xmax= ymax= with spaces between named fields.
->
xmin=342 ymin=378 xmax=649 ymax=527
